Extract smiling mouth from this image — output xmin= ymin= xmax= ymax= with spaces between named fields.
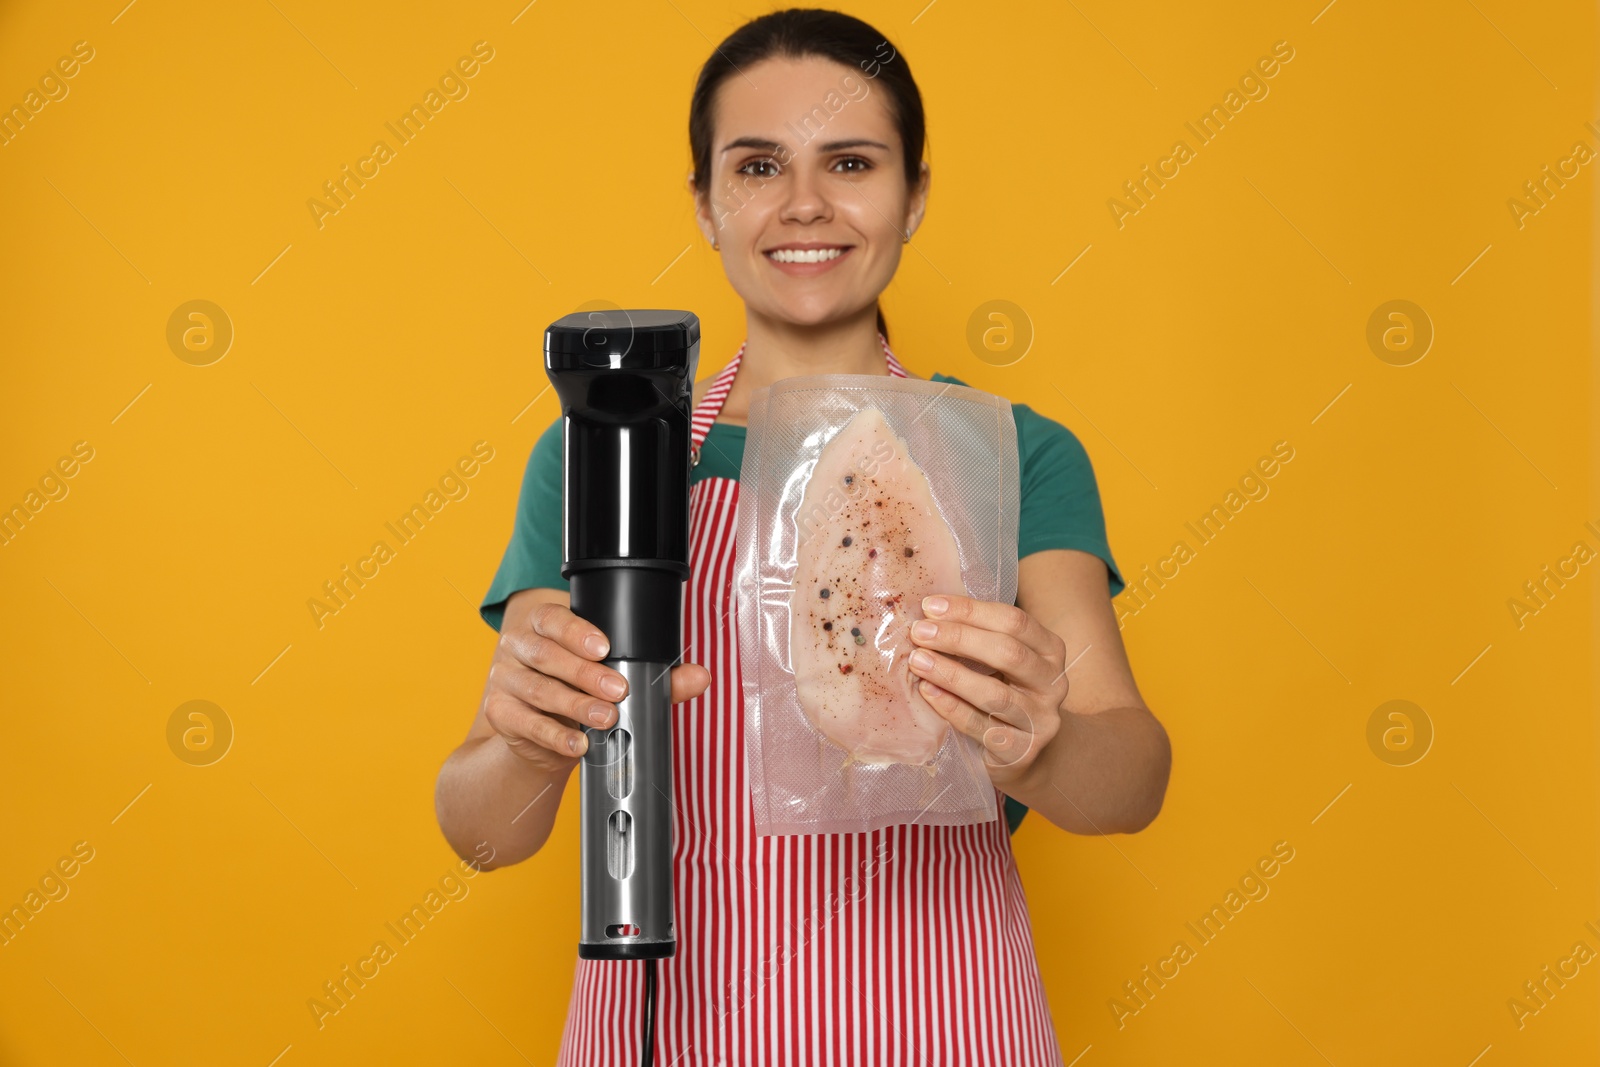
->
xmin=765 ymin=246 xmax=852 ymax=264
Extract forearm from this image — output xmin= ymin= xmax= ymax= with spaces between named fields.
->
xmin=435 ymin=734 xmax=571 ymax=869
xmin=1003 ymin=704 xmax=1171 ymax=835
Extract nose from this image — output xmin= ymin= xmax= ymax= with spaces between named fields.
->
xmin=779 ymin=162 xmax=832 ymax=226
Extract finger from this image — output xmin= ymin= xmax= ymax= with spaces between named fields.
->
xmin=485 ymin=692 xmax=589 ymax=759
xmin=907 ymin=646 xmax=1032 ymax=730
xmin=498 ymin=662 xmax=620 ymax=731
xmin=921 ymin=594 xmax=1064 ymax=661
xmin=512 ymin=604 xmax=631 ymax=704
xmin=534 ymin=599 xmax=615 ymax=660
xmin=670 ymin=663 xmax=713 ymax=704
xmin=916 ymin=678 xmax=1032 ymax=767
xmin=908 ymin=611 xmax=1056 ymax=691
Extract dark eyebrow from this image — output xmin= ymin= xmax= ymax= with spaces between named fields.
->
xmin=720 ymin=136 xmax=890 ymax=155
xmin=720 ymin=136 xmax=782 ymax=155
xmin=818 ymin=138 xmax=889 ymax=153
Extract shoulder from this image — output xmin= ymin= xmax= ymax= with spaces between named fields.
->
xmin=519 ymin=416 xmax=563 ymax=482
xmin=929 ymin=372 xmax=1092 ymax=472
xmin=534 ymin=414 xmax=562 ymax=456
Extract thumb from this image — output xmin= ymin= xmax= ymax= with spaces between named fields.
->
xmin=669 ymin=662 xmax=712 ymax=703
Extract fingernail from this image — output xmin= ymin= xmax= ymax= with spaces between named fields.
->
xmin=569 ymin=734 xmax=585 ymax=755
xmin=911 ymin=649 xmax=935 ymax=671
xmin=922 ymin=596 xmax=948 ymax=616
xmin=602 ymin=675 xmax=627 ymax=699
xmin=912 ymin=620 xmax=937 ymax=641
xmin=589 ymin=704 xmax=612 ymax=727
xmin=586 ymin=634 xmax=609 ymax=658
xmin=920 ymin=678 xmax=942 ymax=697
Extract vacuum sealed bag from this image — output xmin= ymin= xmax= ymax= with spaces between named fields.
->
xmin=734 ymin=373 xmax=1020 ymax=836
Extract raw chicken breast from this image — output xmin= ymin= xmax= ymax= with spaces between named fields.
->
xmin=790 ymin=405 xmax=966 ymax=765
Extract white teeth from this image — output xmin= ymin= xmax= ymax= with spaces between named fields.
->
xmin=768 ymin=247 xmax=846 ymax=263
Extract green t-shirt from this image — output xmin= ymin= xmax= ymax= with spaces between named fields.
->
xmin=479 ymin=371 xmax=1126 ymax=835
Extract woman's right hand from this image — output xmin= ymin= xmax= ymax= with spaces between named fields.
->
xmin=484 ymin=598 xmax=712 ymax=772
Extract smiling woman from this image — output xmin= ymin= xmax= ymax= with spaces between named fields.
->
xmin=439 ymin=8 xmax=1170 ymax=1066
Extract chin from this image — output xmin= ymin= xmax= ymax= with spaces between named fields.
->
xmin=755 ymin=296 xmax=850 ymax=327
xmin=781 ymin=305 xmax=847 ymax=327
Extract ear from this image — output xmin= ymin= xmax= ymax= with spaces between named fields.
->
xmin=688 ymin=172 xmax=718 ymax=245
xmin=903 ymin=161 xmax=930 ymax=241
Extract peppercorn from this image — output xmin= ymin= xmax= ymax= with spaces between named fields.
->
xmin=823 ymin=621 xmax=832 ymax=630
xmin=842 ymin=536 xmax=852 ymax=547
xmin=904 ymin=547 xmax=914 ymax=557
xmin=820 ymin=587 xmax=830 ymax=599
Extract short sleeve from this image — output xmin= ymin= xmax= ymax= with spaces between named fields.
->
xmin=479 ymin=416 xmax=568 ymax=632
xmin=1003 ymin=794 xmax=1029 ymax=834
xmin=1015 ymin=404 xmax=1126 ymax=598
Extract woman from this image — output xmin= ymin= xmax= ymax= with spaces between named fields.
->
xmin=436 ymin=9 xmax=1171 ymax=1065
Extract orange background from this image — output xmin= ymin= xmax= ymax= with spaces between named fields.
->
xmin=0 ymin=1 xmax=1594 ymax=1063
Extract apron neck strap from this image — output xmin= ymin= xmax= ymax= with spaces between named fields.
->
xmin=690 ymin=332 xmax=907 ymax=460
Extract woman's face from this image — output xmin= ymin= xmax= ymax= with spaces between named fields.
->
xmin=691 ymin=54 xmax=929 ymax=329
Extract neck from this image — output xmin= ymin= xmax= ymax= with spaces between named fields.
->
xmin=737 ymin=307 xmax=884 ymax=394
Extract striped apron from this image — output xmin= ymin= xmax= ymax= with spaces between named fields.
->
xmin=559 ymin=335 xmax=1065 ymax=1066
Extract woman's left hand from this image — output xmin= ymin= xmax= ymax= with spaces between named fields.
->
xmin=905 ymin=593 xmax=1069 ymax=791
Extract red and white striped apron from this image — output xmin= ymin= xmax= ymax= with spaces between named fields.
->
xmin=559 ymin=335 xmax=1065 ymax=1067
